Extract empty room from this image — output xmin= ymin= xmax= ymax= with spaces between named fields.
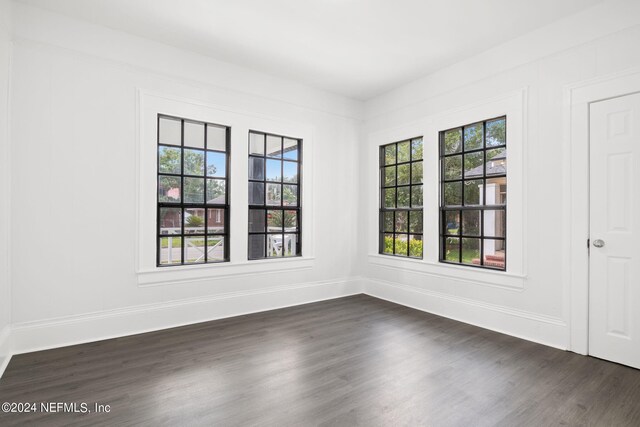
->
xmin=1 ymin=0 xmax=640 ymax=425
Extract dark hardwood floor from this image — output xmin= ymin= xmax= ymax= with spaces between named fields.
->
xmin=1 ymin=294 xmax=639 ymax=426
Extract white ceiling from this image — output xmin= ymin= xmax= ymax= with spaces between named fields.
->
xmin=19 ymin=0 xmax=604 ymax=100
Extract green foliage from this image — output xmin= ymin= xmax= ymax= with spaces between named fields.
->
xmin=383 ymin=236 xmax=423 ymax=258
xmin=185 ymin=215 xmax=204 ymax=227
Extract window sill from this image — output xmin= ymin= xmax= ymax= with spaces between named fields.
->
xmin=368 ymin=254 xmax=526 ymax=290
xmin=137 ymin=257 xmax=315 ymax=286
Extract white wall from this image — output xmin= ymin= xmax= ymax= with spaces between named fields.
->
xmin=0 ymin=0 xmax=12 ymax=373
xmin=359 ymin=0 xmax=640 ymax=349
xmin=8 ymin=3 xmax=363 ymax=353
xmin=6 ymin=0 xmax=640 ymax=360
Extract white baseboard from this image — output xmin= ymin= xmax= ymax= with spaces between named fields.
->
xmin=363 ymin=278 xmax=568 ymax=350
xmin=0 ymin=325 xmax=11 ymax=379
xmin=10 ymin=277 xmax=364 ymax=356
xmin=2 ymin=275 xmax=570 ymax=382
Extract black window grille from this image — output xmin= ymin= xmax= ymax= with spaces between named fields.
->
xmin=156 ymin=114 xmax=230 ymax=266
xmin=379 ymin=137 xmax=423 ymax=258
xmin=439 ymin=116 xmax=507 ymax=270
xmin=248 ymin=131 xmax=302 ymax=259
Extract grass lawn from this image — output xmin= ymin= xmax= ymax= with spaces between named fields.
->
xmin=160 ymin=237 xmax=222 ymax=248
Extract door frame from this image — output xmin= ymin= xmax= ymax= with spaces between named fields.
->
xmin=563 ymin=67 xmax=640 ymax=355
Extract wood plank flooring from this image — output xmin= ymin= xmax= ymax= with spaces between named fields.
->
xmin=1 ymin=294 xmax=639 ymax=426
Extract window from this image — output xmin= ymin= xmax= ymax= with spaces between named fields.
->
xmin=157 ymin=114 xmax=230 ymax=266
xmin=247 ymin=131 xmax=302 ymax=259
xmin=440 ymin=116 xmax=506 ymax=270
xmin=379 ymin=138 xmax=423 ymax=258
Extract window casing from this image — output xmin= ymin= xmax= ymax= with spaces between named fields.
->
xmin=247 ymin=131 xmax=302 ymax=260
xmin=157 ymin=114 xmax=230 ymax=266
xmin=379 ymin=138 xmax=423 ymax=258
xmin=439 ymin=116 xmax=506 ymax=270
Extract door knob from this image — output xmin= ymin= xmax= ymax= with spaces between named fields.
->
xmin=593 ymin=239 xmax=605 ymax=248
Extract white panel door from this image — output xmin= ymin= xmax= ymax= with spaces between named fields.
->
xmin=589 ymin=92 xmax=640 ymax=369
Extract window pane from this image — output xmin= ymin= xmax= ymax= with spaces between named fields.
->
xmin=183 ymin=177 xmax=204 ymax=203
xmin=384 ymin=188 xmax=395 ymax=208
xmin=283 ymin=234 xmax=298 ymax=256
xmin=384 ymin=166 xmax=396 ymax=187
xmin=207 ymin=208 xmax=225 ymax=234
xmin=483 ymin=239 xmax=506 ymax=268
xmin=383 ymin=233 xmax=394 ymax=254
xmin=249 ymin=182 xmax=265 ymax=205
xmin=444 ymin=155 xmax=462 ymax=180
xmin=206 ymin=179 xmax=225 ymax=204
xmin=486 ymin=148 xmax=507 ymax=176
xmin=159 ymin=237 xmax=182 ymax=265
xmin=249 ymin=157 xmax=265 ymax=180
xmin=444 ymin=237 xmax=460 ymax=262
xmin=409 ymin=211 xmax=422 ymax=234
xmin=443 ymin=128 xmax=461 ymax=154
xmin=206 ymin=152 xmax=226 ymax=177
xmin=411 ymin=138 xmax=423 ymax=160
xmin=267 ymin=234 xmax=283 ymax=257
xmin=461 ymin=238 xmax=480 ymax=265
xmin=397 ymin=164 xmax=410 ymax=185
xmin=249 ymin=209 xmax=265 ymax=232
xmin=383 ymin=211 xmax=394 ymax=233
xmin=486 ymin=177 xmax=507 ymax=205
xmin=463 ymin=180 xmax=482 ymax=205
xmin=384 ymin=145 xmax=396 ymax=165
xmin=266 ymin=135 xmax=282 ymax=158
xmin=397 ymin=141 xmax=410 ymax=163
xmin=483 ymin=209 xmax=506 ymax=238
xmin=248 ymin=234 xmax=265 ymax=259
xmin=464 ymin=151 xmax=483 ymax=178
xmin=397 ymin=187 xmax=410 ymax=208
xmin=411 ymin=162 xmax=423 ymax=184
xmin=394 ymin=234 xmax=408 ymax=256
xmin=266 ymin=183 xmax=281 ymax=205
xmin=158 ymin=146 xmax=181 ymax=174
xmin=184 ymin=149 xmax=205 ymax=176
xmin=284 ymin=210 xmax=298 ymax=232
xmin=159 ymin=116 xmax=181 ymax=146
xmin=184 ymin=236 xmax=206 ymax=264
xmin=443 ymin=182 xmax=461 ymax=206
xmin=267 ymin=210 xmax=283 ymax=232
xmin=184 ymin=208 xmax=206 ymax=234
xmin=444 ymin=211 xmax=460 ymax=235
xmin=250 ymin=133 xmax=265 ymax=155
xmin=461 ymin=210 xmax=481 ymax=236
xmin=409 ymin=235 xmax=423 ymax=258
xmin=207 ymin=236 xmax=225 ymax=262
xmin=395 ymin=211 xmax=408 ymax=233
xmin=159 ymin=176 xmax=181 ymax=203
xmin=266 ymin=159 xmax=282 ymax=181
xmin=486 ymin=118 xmax=506 ymax=147
xmin=283 ymin=138 xmax=298 ymax=160
xmin=184 ymin=121 xmax=205 ymax=149
xmin=283 ymin=161 xmax=298 ymax=183
xmin=411 ymin=185 xmax=423 ymax=208
xmin=207 ymin=124 xmax=226 ymax=151
xmin=283 ymin=185 xmax=298 ymax=206
xmin=464 ymin=123 xmax=483 ymax=151
xmin=159 ymin=208 xmax=181 ymax=235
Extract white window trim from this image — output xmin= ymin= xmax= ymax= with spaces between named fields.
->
xmin=367 ymin=88 xmax=528 ymax=290
xmin=136 ymin=90 xmax=315 ymax=286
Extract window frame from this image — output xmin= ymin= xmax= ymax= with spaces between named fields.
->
xmin=366 ymin=89 xmax=526 ymax=289
xmin=378 ymin=137 xmax=424 ymax=259
xmin=247 ymin=130 xmax=303 ymax=260
xmin=438 ymin=116 xmax=507 ymax=271
xmin=156 ymin=114 xmax=231 ymax=267
xmin=137 ymin=91 xmax=315 ymax=286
